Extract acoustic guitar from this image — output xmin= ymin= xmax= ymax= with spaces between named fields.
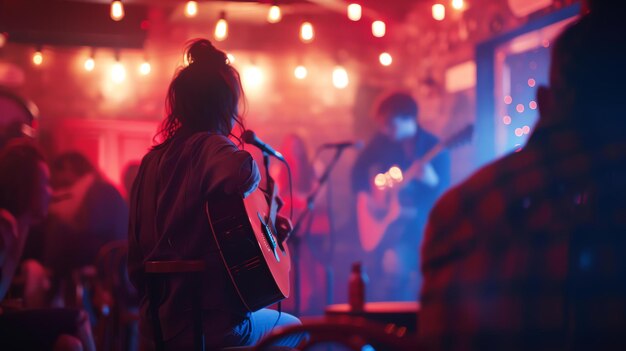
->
xmin=356 ymin=125 xmax=473 ymax=252
xmin=205 ymin=180 xmax=290 ymax=312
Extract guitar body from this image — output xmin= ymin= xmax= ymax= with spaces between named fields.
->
xmin=206 ymin=189 xmax=290 ymax=312
xmin=356 ymin=190 xmax=401 ymax=252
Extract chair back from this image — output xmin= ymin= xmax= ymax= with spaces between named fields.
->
xmin=144 ymin=260 xmax=206 ymax=351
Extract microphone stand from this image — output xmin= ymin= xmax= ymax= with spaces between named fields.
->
xmin=290 ymin=145 xmax=349 ymax=316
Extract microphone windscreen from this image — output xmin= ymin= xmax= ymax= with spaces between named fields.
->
xmin=241 ymin=130 xmax=256 ymax=144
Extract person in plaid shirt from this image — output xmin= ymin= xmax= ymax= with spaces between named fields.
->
xmin=419 ymin=1 xmax=626 ymax=349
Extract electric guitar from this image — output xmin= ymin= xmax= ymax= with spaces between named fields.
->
xmin=205 ymin=179 xmax=290 ymax=312
xmin=356 ymin=125 xmax=474 ymax=252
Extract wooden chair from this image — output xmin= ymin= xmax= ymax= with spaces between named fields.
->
xmin=144 ymin=260 xmax=206 ymax=351
xmin=144 ymin=260 xmax=296 ymax=351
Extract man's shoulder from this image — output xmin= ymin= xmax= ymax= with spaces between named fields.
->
xmin=0 ymin=209 xmax=17 ymax=238
xmin=429 ymin=151 xmax=527 ymax=226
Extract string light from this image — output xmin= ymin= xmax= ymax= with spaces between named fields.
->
xmin=111 ymin=63 xmax=126 ymax=83
xmin=516 ymin=104 xmax=525 ymax=113
xmin=451 ymin=0 xmax=464 ymax=10
xmin=529 ymin=101 xmax=538 ymax=110
xmin=332 ymin=66 xmax=349 ymax=89
xmin=139 ymin=60 xmax=151 ymax=75
xmin=374 ymin=173 xmax=387 ymax=189
xmin=347 ymin=3 xmax=362 ymax=21
xmin=33 ymin=47 xmax=43 ymax=66
xmin=227 ymin=53 xmax=235 ymax=64
xmin=503 ymin=115 xmax=512 ymax=125
xmin=0 ymin=32 xmax=7 ymax=48
xmin=185 ymin=1 xmax=198 ymax=18
xmin=243 ymin=65 xmax=264 ymax=89
xmin=372 ymin=21 xmax=386 ymax=38
xmin=84 ymin=57 xmax=95 ymax=71
xmin=32 ymin=49 xmax=43 ymax=66
xmin=111 ymin=53 xmax=126 ymax=83
xmin=294 ymin=65 xmax=307 ymax=80
xmin=528 ymin=78 xmax=536 ymax=87
xmin=267 ymin=4 xmax=282 ymax=23
xmin=504 ymin=95 xmax=513 ymax=105
xmin=379 ymin=52 xmax=392 ymax=66
xmin=110 ymin=1 xmax=125 ymax=21
xmin=214 ymin=11 xmax=228 ymax=41
xmin=300 ymin=22 xmax=314 ymax=43
xmin=84 ymin=48 xmax=96 ymax=72
xmin=388 ymin=166 xmax=403 ymax=182
xmin=432 ymin=4 xmax=445 ymax=21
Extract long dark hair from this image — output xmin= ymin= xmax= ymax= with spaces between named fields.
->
xmin=156 ymin=39 xmax=245 ymax=143
xmin=0 ymin=139 xmax=46 ymax=217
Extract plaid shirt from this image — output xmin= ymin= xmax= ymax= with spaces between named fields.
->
xmin=419 ymin=124 xmax=626 ymax=350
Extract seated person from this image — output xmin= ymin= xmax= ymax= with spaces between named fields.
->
xmin=46 ymin=152 xmax=128 ymax=277
xmin=128 ymin=39 xmax=303 ymax=350
xmin=0 ymin=139 xmax=95 ymax=351
xmin=419 ymin=1 xmax=626 ymax=349
xmin=23 ymin=152 xmax=129 ymax=308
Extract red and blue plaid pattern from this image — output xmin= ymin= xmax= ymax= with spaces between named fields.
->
xmin=419 ymin=125 xmax=626 ymax=350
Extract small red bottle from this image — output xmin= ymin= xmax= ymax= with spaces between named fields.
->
xmin=348 ymin=262 xmax=368 ymax=311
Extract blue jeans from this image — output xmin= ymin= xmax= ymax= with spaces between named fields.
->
xmin=224 ymin=309 xmax=303 ymax=347
xmin=154 ymin=309 xmax=303 ymax=350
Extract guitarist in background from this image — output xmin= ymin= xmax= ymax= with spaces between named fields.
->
xmin=352 ymin=92 xmax=450 ymax=301
xmin=127 ymin=39 xmax=302 ymax=350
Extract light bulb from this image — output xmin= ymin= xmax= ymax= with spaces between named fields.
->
xmin=84 ymin=57 xmax=95 ymax=71
xmin=110 ymin=1 xmax=125 ymax=21
xmin=214 ymin=12 xmax=228 ymax=41
xmin=372 ymin=21 xmax=386 ymax=38
xmin=432 ymin=4 xmax=445 ymax=21
xmin=374 ymin=173 xmax=387 ymax=189
xmin=294 ymin=65 xmax=307 ymax=80
xmin=185 ymin=1 xmax=198 ymax=18
xmin=33 ymin=51 xmax=43 ymax=66
xmin=451 ymin=0 xmax=464 ymax=10
xmin=243 ymin=65 xmax=263 ymax=89
xmin=300 ymin=22 xmax=314 ymax=43
xmin=332 ymin=66 xmax=349 ymax=89
xmin=379 ymin=52 xmax=392 ymax=66
xmin=226 ymin=53 xmax=235 ymax=64
xmin=267 ymin=5 xmax=282 ymax=23
xmin=389 ymin=166 xmax=403 ymax=182
xmin=111 ymin=62 xmax=126 ymax=83
xmin=347 ymin=4 xmax=362 ymax=21
xmin=139 ymin=61 xmax=151 ymax=75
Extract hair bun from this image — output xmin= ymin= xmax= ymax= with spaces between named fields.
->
xmin=185 ymin=39 xmax=228 ymax=67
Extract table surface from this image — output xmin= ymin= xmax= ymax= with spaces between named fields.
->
xmin=325 ymin=301 xmax=420 ymax=314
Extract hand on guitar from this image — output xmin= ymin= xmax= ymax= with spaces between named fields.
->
xmin=274 ymin=215 xmax=293 ymax=244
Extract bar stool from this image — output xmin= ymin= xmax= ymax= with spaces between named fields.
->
xmin=144 ymin=260 xmax=293 ymax=351
xmin=144 ymin=260 xmax=206 ymax=351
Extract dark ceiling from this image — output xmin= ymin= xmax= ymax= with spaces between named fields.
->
xmin=0 ymin=0 xmax=427 ymax=48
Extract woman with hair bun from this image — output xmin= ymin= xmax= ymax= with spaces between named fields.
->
xmin=127 ymin=39 xmax=302 ymax=349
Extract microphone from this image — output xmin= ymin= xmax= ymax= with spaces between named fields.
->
xmin=241 ymin=130 xmax=285 ymax=161
xmin=320 ymin=140 xmax=364 ymax=150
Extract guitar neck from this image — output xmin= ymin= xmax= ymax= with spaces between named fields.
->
xmin=421 ymin=142 xmax=446 ymax=165
xmin=403 ymin=142 xmax=445 ymax=180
